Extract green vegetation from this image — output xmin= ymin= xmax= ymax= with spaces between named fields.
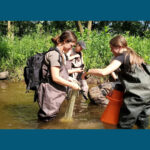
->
xmin=1 ymin=27 xmax=150 ymax=81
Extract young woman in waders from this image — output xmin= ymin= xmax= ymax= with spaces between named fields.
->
xmin=66 ymin=41 xmax=89 ymax=99
xmin=38 ymin=30 xmax=82 ymax=122
xmin=83 ymin=35 xmax=150 ymax=129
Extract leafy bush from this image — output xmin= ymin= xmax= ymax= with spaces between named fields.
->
xmin=0 ymin=29 xmax=150 ymax=79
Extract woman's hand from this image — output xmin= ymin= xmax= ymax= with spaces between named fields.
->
xmin=70 ymin=82 xmax=81 ymax=90
xmin=74 ymin=68 xmax=83 ymax=73
xmin=88 ymin=69 xmax=95 ymax=74
xmin=74 ymin=54 xmax=80 ymax=58
xmin=68 ymin=77 xmax=80 ymax=84
xmin=81 ymin=72 xmax=88 ymax=80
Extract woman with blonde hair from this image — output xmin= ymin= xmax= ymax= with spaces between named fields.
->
xmin=83 ymin=35 xmax=150 ymax=129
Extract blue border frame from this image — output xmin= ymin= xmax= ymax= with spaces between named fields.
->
xmin=0 ymin=0 xmax=150 ymax=20
xmin=1 ymin=0 xmax=150 ymax=149
xmin=0 ymin=129 xmax=150 ymax=150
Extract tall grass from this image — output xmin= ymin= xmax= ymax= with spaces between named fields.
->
xmin=0 ymin=29 xmax=150 ymax=79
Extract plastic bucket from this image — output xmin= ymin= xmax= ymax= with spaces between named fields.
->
xmin=100 ymin=90 xmax=124 ymax=125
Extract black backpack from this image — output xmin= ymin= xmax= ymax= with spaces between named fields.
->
xmin=24 ymin=47 xmax=61 ymax=101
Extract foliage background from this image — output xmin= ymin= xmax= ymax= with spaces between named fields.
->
xmin=0 ymin=21 xmax=150 ymax=80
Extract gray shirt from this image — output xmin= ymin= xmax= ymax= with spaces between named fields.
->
xmin=45 ymin=51 xmax=61 ymax=67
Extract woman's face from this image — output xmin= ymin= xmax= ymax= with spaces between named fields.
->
xmin=110 ymin=45 xmax=122 ymax=56
xmin=75 ymin=44 xmax=82 ymax=52
xmin=63 ymin=42 xmax=76 ymax=53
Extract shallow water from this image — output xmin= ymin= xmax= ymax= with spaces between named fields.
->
xmin=0 ymin=80 xmax=130 ymax=129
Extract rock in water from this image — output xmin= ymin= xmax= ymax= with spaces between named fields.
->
xmin=89 ymin=82 xmax=113 ymax=105
xmin=86 ymin=76 xmax=101 ymax=84
xmin=0 ymin=71 xmax=9 ymax=80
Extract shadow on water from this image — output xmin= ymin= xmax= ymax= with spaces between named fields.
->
xmin=1 ymin=80 xmax=148 ymax=129
xmin=3 ymin=103 xmax=39 ymax=129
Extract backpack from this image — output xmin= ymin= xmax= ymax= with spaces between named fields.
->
xmin=24 ymin=47 xmax=61 ymax=101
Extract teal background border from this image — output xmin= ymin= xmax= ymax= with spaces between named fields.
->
xmin=0 ymin=0 xmax=150 ymax=20
xmin=0 ymin=0 xmax=150 ymax=149
xmin=0 ymin=130 xmax=150 ymax=150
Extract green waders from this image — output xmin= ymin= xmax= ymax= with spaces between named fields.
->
xmin=118 ymin=64 xmax=150 ymax=129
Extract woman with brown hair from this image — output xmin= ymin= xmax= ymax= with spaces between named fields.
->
xmin=38 ymin=30 xmax=82 ymax=122
xmin=83 ymin=35 xmax=150 ymax=129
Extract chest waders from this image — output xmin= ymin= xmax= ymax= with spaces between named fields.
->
xmin=118 ymin=64 xmax=150 ymax=129
xmin=37 ymin=54 xmax=69 ymax=121
xmin=66 ymin=52 xmax=89 ymax=100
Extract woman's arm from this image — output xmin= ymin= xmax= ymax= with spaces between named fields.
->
xmin=87 ymin=60 xmax=122 ymax=76
xmin=81 ymin=52 xmax=84 ymax=63
xmin=51 ymin=66 xmax=80 ymax=90
xmin=81 ymin=52 xmax=85 ymax=70
xmin=68 ymin=54 xmax=80 ymax=61
xmin=111 ymin=72 xmax=118 ymax=80
xmin=68 ymin=68 xmax=83 ymax=74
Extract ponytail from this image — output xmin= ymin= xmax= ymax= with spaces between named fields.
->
xmin=51 ymin=30 xmax=77 ymax=46
xmin=126 ymin=47 xmax=145 ymax=65
xmin=51 ymin=36 xmax=60 ymax=45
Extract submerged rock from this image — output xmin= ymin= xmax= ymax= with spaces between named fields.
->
xmin=0 ymin=71 xmax=9 ymax=80
xmin=88 ymin=82 xmax=113 ymax=105
xmin=86 ymin=76 xmax=101 ymax=85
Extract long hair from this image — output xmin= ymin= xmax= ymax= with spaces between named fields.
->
xmin=109 ymin=35 xmax=145 ymax=65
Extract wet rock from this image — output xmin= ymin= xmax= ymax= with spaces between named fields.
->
xmin=88 ymin=82 xmax=113 ymax=105
xmin=86 ymin=76 xmax=101 ymax=85
xmin=0 ymin=71 xmax=9 ymax=80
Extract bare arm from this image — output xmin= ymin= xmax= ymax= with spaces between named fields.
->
xmin=81 ymin=52 xmax=85 ymax=69
xmin=51 ymin=66 xmax=80 ymax=90
xmin=87 ymin=60 xmax=122 ymax=76
xmin=111 ymin=72 xmax=118 ymax=80
xmin=68 ymin=54 xmax=80 ymax=61
xmin=68 ymin=68 xmax=83 ymax=74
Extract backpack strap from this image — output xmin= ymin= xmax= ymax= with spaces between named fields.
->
xmin=142 ymin=63 xmax=150 ymax=75
xmin=41 ymin=47 xmax=64 ymax=83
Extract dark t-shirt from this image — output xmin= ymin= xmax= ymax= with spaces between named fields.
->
xmin=113 ymin=52 xmax=130 ymax=68
xmin=112 ymin=52 xmax=150 ymax=100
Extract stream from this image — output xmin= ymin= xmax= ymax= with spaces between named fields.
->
xmin=0 ymin=80 xmax=122 ymax=129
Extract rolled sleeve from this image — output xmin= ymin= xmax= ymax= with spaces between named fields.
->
xmin=45 ymin=51 xmax=61 ymax=67
xmin=114 ymin=54 xmax=125 ymax=64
